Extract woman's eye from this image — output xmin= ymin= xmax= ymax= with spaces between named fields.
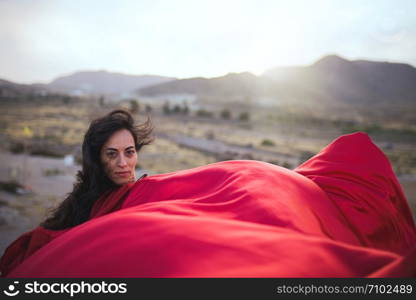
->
xmin=126 ymin=150 xmax=136 ymax=156
xmin=107 ymin=152 xmax=117 ymax=159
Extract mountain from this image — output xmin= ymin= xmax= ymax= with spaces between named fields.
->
xmin=263 ymin=55 xmax=416 ymax=105
xmin=0 ymin=79 xmax=48 ymax=99
xmin=47 ymin=71 xmax=176 ymax=96
xmin=138 ymin=72 xmax=262 ymax=97
xmin=3 ymin=56 xmax=416 ymax=105
xmin=138 ymin=55 xmax=416 ymax=106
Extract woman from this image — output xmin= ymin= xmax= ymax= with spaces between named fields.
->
xmin=42 ymin=109 xmax=153 ymax=230
xmin=1 ymin=115 xmax=415 ymax=277
xmin=0 ymin=109 xmax=153 ymax=275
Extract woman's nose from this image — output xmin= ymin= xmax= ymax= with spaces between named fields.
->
xmin=118 ymin=154 xmax=128 ymax=167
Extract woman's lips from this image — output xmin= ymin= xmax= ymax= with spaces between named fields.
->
xmin=115 ymin=171 xmax=131 ymax=178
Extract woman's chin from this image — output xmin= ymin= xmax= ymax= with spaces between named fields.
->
xmin=112 ymin=178 xmax=130 ymax=186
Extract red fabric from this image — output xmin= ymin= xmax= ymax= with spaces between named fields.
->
xmin=89 ymin=182 xmax=134 ymax=219
xmin=1 ymin=132 xmax=415 ymax=277
xmin=294 ymin=132 xmax=416 ymax=255
xmin=0 ymin=183 xmax=133 ymax=276
xmin=0 ymin=227 xmax=68 ymax=277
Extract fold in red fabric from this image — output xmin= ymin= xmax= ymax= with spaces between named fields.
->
xmin=1 ymin=132 xmax=415 ymax=277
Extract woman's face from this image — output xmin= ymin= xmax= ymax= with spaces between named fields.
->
xmin=100 ymin=129 xmax=138 ymax=185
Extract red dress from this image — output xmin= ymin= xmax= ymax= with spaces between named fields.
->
xmin=1 ymin=132 xmax=415 ymax=277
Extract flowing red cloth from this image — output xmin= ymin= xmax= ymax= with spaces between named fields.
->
xmin=0 ymin=182 xmax=134 ymax=277
xmin=1 ymin=132 xmax=415 ymax=277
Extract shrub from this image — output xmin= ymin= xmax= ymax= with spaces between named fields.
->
xmin=220 ymin=109 xmax=231 ymax=120
xmin=145 ymin=104 xmax=153 ymax=113
xmin=163 ymin=101 xmax=171 ymax=115
xmin=182 ymin=102 xmax=190 ymax=115
xmin=299 ymin=151 xmax=315 ymax=164
xmin=9 ymin=142 xmax=25 ymax=154
xmin=196 ymin=109 xmax=213 ymax=118
xmin=238 ymin=112 xmax=250 ymax=121
xmin=173 ymin=105 xmax=182 ymax=114
xmin=267 ymin=160 xmax=280 ymax=166
xmin=261 ymin=139 xmax=275 ymax=147
xmin=129 ymin=99 xmax=140 ymax=113
xmin=43 ymin=168 xmax=65 ymax=176
xmin=282 ymin=161 xmax=293 ymax=169
xmin=0 ymin=180 xmax=24 ymax=194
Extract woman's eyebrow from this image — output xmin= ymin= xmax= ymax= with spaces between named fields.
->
xmin=105 ymin=146 xmax=135 ymax=151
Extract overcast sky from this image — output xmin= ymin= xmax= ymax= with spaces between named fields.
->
xmin=1 ymin=0 xmax=415 ymax=83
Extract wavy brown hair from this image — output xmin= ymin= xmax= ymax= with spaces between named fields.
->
xmin=41 ymin=110 xmax=153 ymax=230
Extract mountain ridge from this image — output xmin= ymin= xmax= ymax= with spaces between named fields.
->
xmin=47 ymin=70 xmax=176 ymax=95
xmin=1 ymin=55 xmax=415 ymax=105
xmin=138 ymin=55 xmax=416 ymax=105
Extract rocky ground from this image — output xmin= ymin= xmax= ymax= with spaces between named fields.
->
xmin=0 ymin=152 xmax=79 ymax=254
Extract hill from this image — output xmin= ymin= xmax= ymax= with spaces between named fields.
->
xmin=47 ymin=70 xmax=176 ymax=96
xmin=138 ymin=55 xmax=416 ymax=106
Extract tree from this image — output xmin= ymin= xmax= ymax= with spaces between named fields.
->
xmin=173 ymin=105 xmax=182 ymax=114
xmin=162 ymin=101 xmax=171 ymax=115
xmin=129 ymin=99 xmax=140 ymax=113
xmin=182 ymin=102 xmax=190 ymax=115
xmin=238 ymin=112 xmax=250 ymax=122
xmin=63 ymin=95 xmax=71 ymax=105
xmin=261 ymin=139 xmax=275 ymax=147
xmin=196 ymin=109 xmax=213 ymax=118
xmin=99 ymin=96 xmax=105 ymax=107
xmin=220 ymin=109 xmax=231 ymax=120
xmin=145 ymin=104 xmax=153 ymax=114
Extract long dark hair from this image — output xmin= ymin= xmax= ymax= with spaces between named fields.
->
xmin=41 ymin=110 xmax=153 ymax=230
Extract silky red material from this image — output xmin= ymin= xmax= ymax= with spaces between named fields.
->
xmin=1 ymin=132 xmax=415 ymax=277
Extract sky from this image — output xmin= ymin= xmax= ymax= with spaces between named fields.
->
xmin=1 ymin=0 xmax=415 ymax=84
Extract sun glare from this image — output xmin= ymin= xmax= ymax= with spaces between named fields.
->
xmin=243 ymin=18 xmax=305 ymax=74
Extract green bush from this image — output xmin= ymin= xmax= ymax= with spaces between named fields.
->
xmin=173 ymin=105 xmax=182 ymax=114
xmin=220 ymin=109 xmax=231 ymax=120
xmin=9 ymin=142 xmax=25 ymax=154
xmin=129 ymin=99 xmax=140 ymax=113
xmin=282 ymin=161 xmax=293 ymax=169
xmin=267 ymin=160 xmax=280 ymax=166
xmin=299 ymin=151 xmax=315 ymax=164
xmin=261 ymin=139 xmax=275 ymax=147
xmin=43 ymin=168 xmax=65 ymax=176
xmin=0 ymin=180 xmax=24 ymax=194
xmin=238 ymin=112 xmax=250 ymax=122
xmin=196 ymin=109 xmax=214 ymax=118
xmin=145 ymin=104 xmax=153 ymax=113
